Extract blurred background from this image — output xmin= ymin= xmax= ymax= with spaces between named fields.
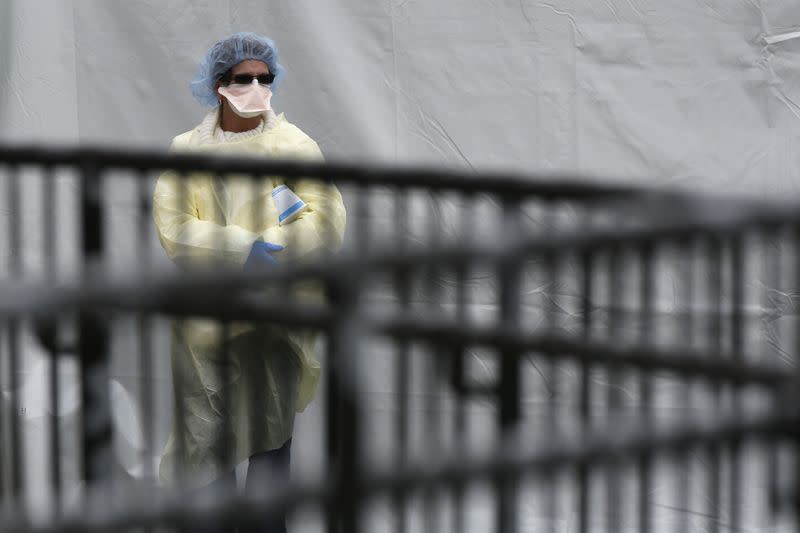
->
xmin=1 ymin=0 xmax=799 ymax=189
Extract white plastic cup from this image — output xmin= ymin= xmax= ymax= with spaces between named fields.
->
xmin=272 ymin=184 xmax=308 ymax=225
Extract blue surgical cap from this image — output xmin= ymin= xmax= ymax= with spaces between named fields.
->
xmin=191 ymin=32 xmax=286 ymax=107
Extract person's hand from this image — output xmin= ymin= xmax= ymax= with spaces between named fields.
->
xmin=244 ymin=241 xmax=284 ymax=272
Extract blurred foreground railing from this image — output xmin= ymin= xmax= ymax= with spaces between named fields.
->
xmin=0 ymin=144 xmax=798 ymax=532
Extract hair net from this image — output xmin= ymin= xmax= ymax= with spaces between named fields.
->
xmin=191 ymin=32 xmax=286 ymax=107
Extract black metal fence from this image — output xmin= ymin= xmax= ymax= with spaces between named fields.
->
xmin=0 ymin=145 xmax=798 ymax=532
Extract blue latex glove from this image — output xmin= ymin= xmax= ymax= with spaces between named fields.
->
xmin=244 ymin=241 xmax=284 ymax=272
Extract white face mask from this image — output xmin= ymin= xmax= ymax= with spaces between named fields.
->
xmin=218 ymin=79 xmax=272 ymax=118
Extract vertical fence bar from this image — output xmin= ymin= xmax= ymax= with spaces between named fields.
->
xmin=542 ymin=198 xmax=559 ymax=533
xmin=728 ymin=234 xmax=745 ymax=533
xmin=765 ymin=227 xmax=782 ymax=525
xmin=170 ymin=320 xmax=189 ymax=496
xmin=212 ymin=168 xmax=234 ymax=532
xmin=326 ymin=303 xmax=341 ymax=533
xmin=170 ymin=172 xmax=190 ymax=495
xmin=43 ymin=166 xmax=62 ymax=516
xmin=137 ymin=172 xmax=155 ymax=499
xmin=606 ymin=246 xmax=623 ymax=533
xmin=577 ymin=249 xmax=594 ymax=533
xmin=220 ymin=319 xmax=233 ymax=474
xmin=707 ymin=235 xmax=723 ymax=533
xmin=353 ymin=183 xmax=369 ymax=256
xmin=675 ymin=238 xmax=694 ymax=533
xmin=637 ymin=242 xmax=654 ymax=533
xmin=423 ymin=189 xmax=443 ymax=533
xmin=545 ymin=258 xmax=557 ymax=533
xmin=327 ymin=181 xmax=368 ymax=531
xmin=284 ymin=175 xmax=300 ymax=267
xmin=7 ymin=320 xmax=21 ymax=501
xmin=392 ymin=278 xmax=410 ymax=533
xmin=217 ymin=318 xmax=233 ymax=533
xmin=0 ymin=331 xmax=3 ymax=505
xmin=393 ymin=187 xmax=411 ymax=533
xmin=496 ymin=193 xmax=522 ymax=533
xmin=6 ymin=165 xmax=24 ymax=507
xmin=0 ymin=165 xmax=5 ymax=505
xmin=78 ymin=159 xmax=113 ymax=489
xmin=451 ymin=191 xmax=473 ymax=533
xmin=326 ymin=274 xmax=362 ymax=533
xmin=793 ymin=225 xmax=800 ymax=530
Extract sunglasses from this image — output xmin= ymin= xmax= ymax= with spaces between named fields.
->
xmin=224 ymin=73 xmax=276 ymax=85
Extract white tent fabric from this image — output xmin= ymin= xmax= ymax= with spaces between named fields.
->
xmin=3 ymin=1 xmax=799 ymax=189
xmin=1 ymin=1 xmax=799 ymax=531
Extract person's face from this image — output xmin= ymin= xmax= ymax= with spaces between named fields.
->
xmin=215 ymin=59 xmax=271 ymax=104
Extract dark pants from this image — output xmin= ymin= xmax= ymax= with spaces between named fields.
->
xmin=192 ymin=439 xmax=292 ymax=533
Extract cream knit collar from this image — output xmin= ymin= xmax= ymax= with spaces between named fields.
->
xmin=197 ymin=107 xmax=279 ymax=146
